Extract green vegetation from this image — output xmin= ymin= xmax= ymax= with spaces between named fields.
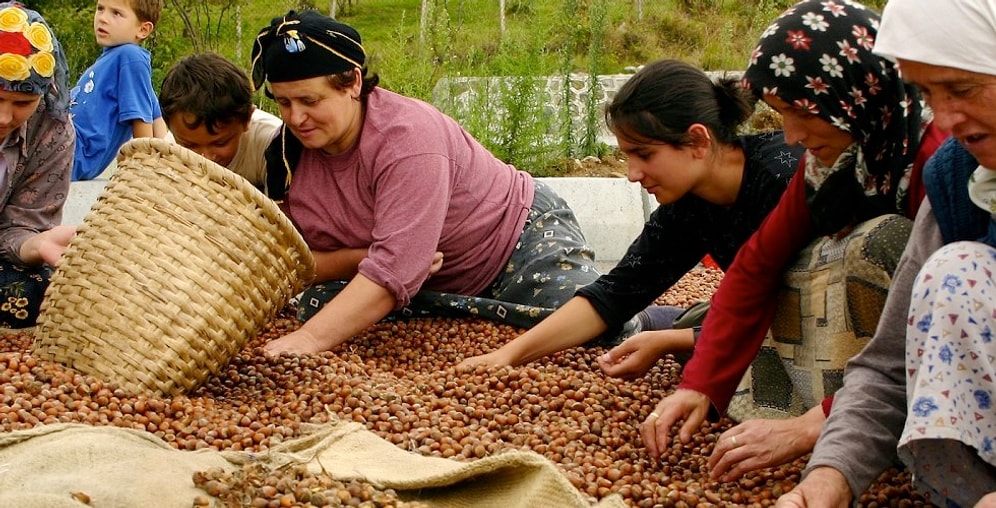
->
xmin=34 ymin=0 xmax=887 ymax=173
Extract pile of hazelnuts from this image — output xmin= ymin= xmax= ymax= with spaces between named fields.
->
xmin=0 ymin=268 xmax=932 ymax=507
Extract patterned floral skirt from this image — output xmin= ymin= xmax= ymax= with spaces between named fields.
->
xmin=0 ymin=260 xmax=52 ymax=329
xmin=297 ymin=180 xmax=600 ymax=329
xmin=899 ymin=241 xmax=996 ymax=507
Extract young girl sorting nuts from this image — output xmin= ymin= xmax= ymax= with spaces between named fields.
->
xmin=460 ymin=59 xmax=803 ymax=377
xmin=647 ymin=0 xmax=946 ymax=484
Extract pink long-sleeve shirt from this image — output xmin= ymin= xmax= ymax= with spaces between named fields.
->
xmin=282 ymin=88 xmax=534 ymax=308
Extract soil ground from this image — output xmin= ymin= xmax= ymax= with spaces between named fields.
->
xmin=555 ymin=150 xmax=631 ymax=178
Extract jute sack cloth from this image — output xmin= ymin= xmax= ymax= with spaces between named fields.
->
xmin=726 ymin=214 xmax=912 ymax=421
xmin=0 ymin=422 xmax=626 ymax=508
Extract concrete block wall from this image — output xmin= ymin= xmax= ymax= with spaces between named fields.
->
xmin=432 ymin=74 xmax=637 ymax=147
xmin=432 ymin=70 xmax=743 ymax=149
xmin=536 ymin=177 xmax=652 ymax=264
xmin=62 ymin=180 xmax=108 ymax=227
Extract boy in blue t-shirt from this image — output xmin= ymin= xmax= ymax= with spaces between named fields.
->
xmin=70 ymin=0 xmax=165 ymax=181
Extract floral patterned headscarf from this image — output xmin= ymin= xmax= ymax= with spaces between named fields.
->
xmin=0 ymin=3 xmax=69 ymax=119
xmin=742 ymin=0 xmax=925 ymax=236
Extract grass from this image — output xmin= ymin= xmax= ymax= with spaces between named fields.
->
xmin=51 ymin=0 xmax=833 ymax=100
xmin=41 ymin=0 xmax=888 ymax=172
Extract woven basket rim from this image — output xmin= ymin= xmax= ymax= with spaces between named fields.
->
xmin=115 ymin=137 xmax=316 ymax=284
xmin=32 ymin=137 xmax=316 ymax=396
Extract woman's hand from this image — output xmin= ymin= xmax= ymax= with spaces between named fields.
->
xmin=598 ymin=329 xmax=693 ymax=379
xmin=457 ymin=349 xmax=514 ymax=370
xmin=428 ymin=251 xmax=443 ymax=276
xmin=263 ymin=328 xmax=329 ymax=356
xmin=19 ymin=225 xmax=76 ymax=266
xmin=455 ymin=297 xmax=609 ymax=370
xmin=775 ymin=467 xmax=852 ymax=507
xmin=642 ymin=388 xmax=711 ymax=458
xmin=976 ymin=493 xmax=996 ymax=508
xmin=265 ymin=273 xmax=397 ymax=356
xmin=708 ymin=405 xmax=824 ymax=481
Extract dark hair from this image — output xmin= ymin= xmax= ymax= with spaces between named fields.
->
xmin=159 ymin=52 xmax=253 ymax=136
xmin=605 ymin=59 xmax=754 ymax=147
xmin=326 ymin=67 xmax=380 ymax=100
xmin=262 ymin=66 xmax=379 ymax=102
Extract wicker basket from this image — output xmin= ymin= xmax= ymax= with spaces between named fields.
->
xmin=33 ymin=138 xmax=315 ymax=396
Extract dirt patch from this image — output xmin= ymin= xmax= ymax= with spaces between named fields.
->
xmin=552 ymin=151 xmax=631 ymax=178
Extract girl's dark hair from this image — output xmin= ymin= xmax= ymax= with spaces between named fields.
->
xmin=605 ymin=59 xmax=755 ymax=146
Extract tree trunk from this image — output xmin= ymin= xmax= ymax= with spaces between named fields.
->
xmin=420 ymin=0 xmax=429 ymax=44
xmin=499 ymin=0 xmax=505 ymax=36
xmin=235 ymin=4 xmax=242 ymax=61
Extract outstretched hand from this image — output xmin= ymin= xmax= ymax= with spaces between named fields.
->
xmin=707 ymin=406 xmax=823 ymax=481
xmin=774 ymin=467 xmax=852 ymax=507
xmin=263 ymin=328 xmax=329 ymax=356
xmin=598 ymin=330 xmax=691 ymax=379
xmin=642 ymin=388 xmax=710 ymax=458
xmin=456 ymin=349 xmax=514 ymax=370
xmin=33 ymin=225 xmax=76 ymax=266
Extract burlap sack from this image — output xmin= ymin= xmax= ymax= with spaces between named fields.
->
xmin=727 ymin=214 xmax=912 ymax=421
xmin=0 ymin=422 xmax=626 ymax=508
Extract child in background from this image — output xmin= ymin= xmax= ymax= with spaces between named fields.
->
xmin=159 ymin=52 xmax=282 ymax=194
xmin=70 ymin=0 xmax=164 ymax=181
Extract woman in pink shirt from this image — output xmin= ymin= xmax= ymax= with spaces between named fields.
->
xmin=250 ymin=10 xmax=599 ymax=356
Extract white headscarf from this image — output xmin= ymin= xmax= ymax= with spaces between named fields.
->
xmin=874 ymin=0 xmax=996 ymax=77
xmin=876 ymin=0 xmax=996 ymax=217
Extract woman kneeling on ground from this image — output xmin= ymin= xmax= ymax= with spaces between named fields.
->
xmin=251 ymin=10 xmax=600 ymax=356
xmin=643 ymin=0 xmax=946 ymax=482
xmin=779 ymin=0 xmax=996 ymax=505
xmin=0 ymin=3 xmax=75 ymax=328
xmin=458 ymin=59 xmax=802 ymax=371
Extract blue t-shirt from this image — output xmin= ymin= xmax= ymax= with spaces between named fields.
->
xmin=70 ymin=44 xmax=161 ymax=180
